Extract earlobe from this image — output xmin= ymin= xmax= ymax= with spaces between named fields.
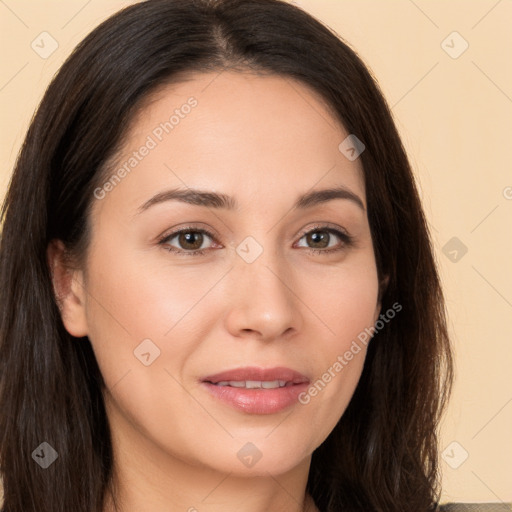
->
xmin=378 ymin=274 xmax=390 ymax=304
xmin=47 ymin=239 xmax=89 ymax=337
xmin=374 ymin=274 xmax=390 ymax=324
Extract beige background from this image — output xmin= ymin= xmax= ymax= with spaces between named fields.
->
xmin=1 ymin=0 xmax=511 ymax=505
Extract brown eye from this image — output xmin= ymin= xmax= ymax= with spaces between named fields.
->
xmin=176 ymin=231 xmax=205 ymax=251
xmin=305 ymin=230 xmax=331 ymax=249
xmin=296 ymin=226 xmax=354 ymax=254
xmin=160 ymin=228 xmax=216 ymax=255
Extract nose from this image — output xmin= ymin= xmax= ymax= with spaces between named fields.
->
xmin=223 ymin=246 xmax=303 ymax=342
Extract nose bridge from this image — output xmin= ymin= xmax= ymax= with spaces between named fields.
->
xmin=225 ymin=233 xmax=300 ymax=339
xmin=236 ymin=235 xmax=292 ymax=305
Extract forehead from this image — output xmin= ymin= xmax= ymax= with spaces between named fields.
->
xmin=96 ymin=71 xmax=366 ymax=216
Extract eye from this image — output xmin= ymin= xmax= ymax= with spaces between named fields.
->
xmin=295 ymin=225 xmax=354 ymax=254
xmin=159 ymin=227 xmax=218 ymax=256
xmin=158 ymin=224 xmax=354 ymax=257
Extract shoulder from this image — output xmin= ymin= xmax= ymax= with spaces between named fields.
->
xmin=440 ymin=504 xmax=512 ymax=511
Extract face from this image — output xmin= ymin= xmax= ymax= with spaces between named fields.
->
xmin=55 ymin=71 xmax=382 ymax=477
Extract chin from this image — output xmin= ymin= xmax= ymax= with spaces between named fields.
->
xmin=192 ymin=434 xmax=314 ymax=477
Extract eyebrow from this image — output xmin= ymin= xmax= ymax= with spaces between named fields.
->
xmin=136 ymin=185 xmax=365 ymax=214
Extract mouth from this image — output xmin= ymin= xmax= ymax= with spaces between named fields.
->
xmin=209 ymin=380 xmax=294 ymax=389
xmin=202 ymin=366 xmax=309 ymax=385
xmin=200 ymin=366 xmax=310 ymax=414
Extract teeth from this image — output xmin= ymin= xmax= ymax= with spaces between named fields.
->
xmin=214 ymin=380 xmax=288 ymax=388
xmin=229 ymin=381 xmax=245 ymax=388
xmin=261 ymin=380 xmax=280 ymax=389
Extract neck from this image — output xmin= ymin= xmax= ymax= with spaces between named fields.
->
xmin=102 ymin=397 xmax=319 ymax=512
xmin=103 ymin=461 xmax=319 ymax=512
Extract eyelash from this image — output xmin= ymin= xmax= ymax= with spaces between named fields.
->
xmin=158 ymin=224 xmax=354 ymax=257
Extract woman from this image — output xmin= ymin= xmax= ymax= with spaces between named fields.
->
xmin=0 ymin=0 xmax=454 ymax=510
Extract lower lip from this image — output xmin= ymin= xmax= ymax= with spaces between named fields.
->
xmin=201 ymin=382 xmax=309 ymax=414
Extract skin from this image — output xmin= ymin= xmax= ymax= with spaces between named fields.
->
xmin=48 ymin=71 xmax=383 ymax=512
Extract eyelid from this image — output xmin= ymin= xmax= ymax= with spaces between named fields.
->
xmin=157 ymin=222 xmax=218 ymax=241
xmin=157 ymin=225 xmax=219 ymax=253
xmin=296 ymin=222 xmax=351 ymax=240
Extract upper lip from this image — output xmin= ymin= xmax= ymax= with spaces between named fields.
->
xmin=202 ymin=366 xmax=310 ymax=385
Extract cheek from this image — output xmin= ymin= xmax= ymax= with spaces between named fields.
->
xmin=84 ymin=229 xmax=379 ymax=389
xmin=295 ymin=256 xmax=379 ymax=437
xmin=303 ymin=253 xmax=380 ymax=342
xmin=81 ymin=235 xmax=231 ymax=390
xmin=80 ymin=224 xmax=381 ymax=472
xmin=81 ymin=243 xmax=216 ymax=455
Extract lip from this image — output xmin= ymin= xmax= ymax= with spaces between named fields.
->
xmin=201 ymin=366 xmax=310 ymax=415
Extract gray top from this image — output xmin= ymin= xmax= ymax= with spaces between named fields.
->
xmin=440 ymin=505 xmax=512 ymax=511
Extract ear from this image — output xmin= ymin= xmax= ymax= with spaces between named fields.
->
xmin=373 ymin=274 xmax=390 ymax=324
xmin=47 ymin=239 xmax=89 ymax=337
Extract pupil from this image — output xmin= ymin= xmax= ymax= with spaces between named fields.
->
xmin=180 ymin=232 xmax=202 ymax=250
xmin=309 ymin=231 xmax=328 ymax=248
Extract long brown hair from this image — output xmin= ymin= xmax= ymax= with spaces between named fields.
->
xmin=0 ymin=0 xmax=453 ymax=510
